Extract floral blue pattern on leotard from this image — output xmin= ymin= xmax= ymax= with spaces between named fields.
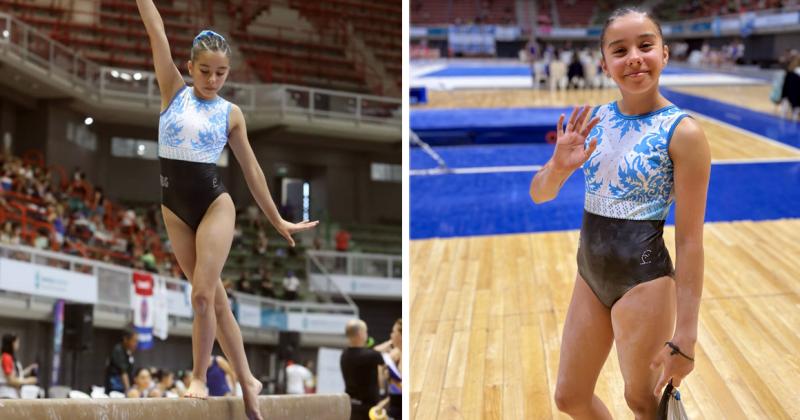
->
xmin=582 ymin=102 xmax=689 ymax=220
xmin=158 ymin=86 xmax=232 ymax=163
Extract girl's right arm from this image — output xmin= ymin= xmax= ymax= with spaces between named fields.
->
xmin=530 ymin=105 xmax=599 ymax=203
xmin=136 ymin=0 xmax=185 ymax=109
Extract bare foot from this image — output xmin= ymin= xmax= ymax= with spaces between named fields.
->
xmin=183 ymin=379 xmax=208 ymax=399
xmin=242 ymin=376 xmax=264 ymax=420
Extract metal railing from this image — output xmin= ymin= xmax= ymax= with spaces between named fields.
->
xmin=306 ymin=250 xmax=401 ymax=280
xmin=0 ymin=243 xmax=358 ymax=322
xmin=0 ymin=12 xmax=400 ymax=127
xmin=305 ymin=251 xmax=359 ymax=307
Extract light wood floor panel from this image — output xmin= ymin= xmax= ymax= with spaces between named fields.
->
xmin=669 ymin=85 xmax=775 ymax=115
xmin=410 ymin=219 xmax=800 ymax=419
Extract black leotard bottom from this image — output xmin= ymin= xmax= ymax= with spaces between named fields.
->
xmin=577 ymin=210 xmax=675 ymax=308
xmin=160 ymin=157 xmax=227 ymax=231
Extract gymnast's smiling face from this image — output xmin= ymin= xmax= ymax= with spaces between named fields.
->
xmin=187 ymin=50 xmax=230 ymax=100
xmin=600 ymin=12 xmax=669 ymax=95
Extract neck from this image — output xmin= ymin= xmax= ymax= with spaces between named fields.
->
xmin=617 ymin=86 xmax=669 ymax=115
xmin=192 ymin=86 xmax=215 ymax=101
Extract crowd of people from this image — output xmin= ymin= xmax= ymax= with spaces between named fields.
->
xmin=520 ymin=39 xmax=753 ymax=91
xmin=0 ymin=152 xmax=328 ymax=302
xmin=0 ymin=153 xmax=174 ymax=274
xmin=104 ymin=329 xmax=241 ymax=399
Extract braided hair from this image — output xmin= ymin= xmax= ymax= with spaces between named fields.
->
xmin=191 ymin=30 xmax=231 ymax=61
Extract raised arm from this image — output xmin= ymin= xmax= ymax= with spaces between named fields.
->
xmin=136 ymin=0 xmax=184 ymax=109
xmin=227 ymin=105 xmax=319 ymax=246
xmin=530 ymin=105 xmax=599 ymax=203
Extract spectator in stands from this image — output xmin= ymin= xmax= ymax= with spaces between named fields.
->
xmin=245 ymin=204 xmax=260 ymax=229
xmin=0 ymin=334 xmax=37 ymax=398
xmin=336 ymin=228 xmax=351 ymax=252
xmin=10 ymin=225 xmax=23 ymax=246
xmin=340 ymin=320 xmax=385 ymax=420
xmin=254 ymin=231 xmax=269 ymax=256
xmin=0 ymin=221 xmax=14 ymax=244
xmin=91 ymin=187 xmax=106 ymax=218
xmin=207 ymin=355 xmax=236 ymax=397
xmin=781 ymin=56 xmax=800 ymax=119
xmin=32 ymin=228 xmax=49 ymax=250
xmin=127 ymin=367 xmax=161 ymax=398
xmin=335 ymin=228 xmax=351 ymax=270
xmin=568 ymin=51 xmax=585 ymax=89
xmin=174 ymin=370 xmax=192 ymax=397
xmin=284 ymin=359 xmax=313 ymax=395
xmin=153 ymin=368 xmax=177 ymax=397
xmin=49 ymin=205 xmax=66 ymax=246
xmin=0 ymin=171 xmax=12 ymax=191
xmin=282 ymin=270 xmax=300 ymax=301
xmin=257 ymin=267 xmax=275 ymax=298
xmin=105 ymin=329 xmax=138 ymax=394
xmin=237 ymin=271 xmax=255 ymax=295
xmin=141 ymin=247 xmax=158 ymax=273
xmin=233 ymin=224 xmax=244 ymax=249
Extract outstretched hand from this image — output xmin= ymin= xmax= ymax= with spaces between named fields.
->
xmin=551 ymin=105 xmax=601 ymax=172
xmin=276 ymin=219 xmax=319 ymax=247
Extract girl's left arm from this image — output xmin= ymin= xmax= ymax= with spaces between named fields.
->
xmin=227 ymin=105 xmax=319 ymax=246
xmin=670 ymin=116 xmax=711 ymax=354
xmin=651 ymin=115 xmax=711 ymax=394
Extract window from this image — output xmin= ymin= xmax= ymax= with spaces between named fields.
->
xmin=111 ymin=137 xmax=157 ymax=160
xmin=370 ymin=163 xmax=401 ymax=182
xmin=66 ymin=121 xmax=97 ymax=151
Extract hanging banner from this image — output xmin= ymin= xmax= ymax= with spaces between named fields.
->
xmin=50 ymin=299 xmax=64 ymax=386
xmin=0 ymin=258 xmax=97 ymax=303
xmin=152 ymin=276 xmax=169 ymax=341
xmin=131 ymin=272 xmax=154 ymax=350
xmin=448 ymin=25 xmax=496 ymax=55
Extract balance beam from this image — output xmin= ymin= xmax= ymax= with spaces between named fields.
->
xmin=0 ymin=394 xmax=351 ymax=420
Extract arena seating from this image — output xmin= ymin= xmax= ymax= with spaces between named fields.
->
xmin=0 ymin=151 xmax=399 ymax=302
xmin=411 ymin=0 xmax=515 ymax=25
xmin=0 ymin=0 xmax=398 ymax=95
xmin=555 ymin=0 xmax=596 ymax=27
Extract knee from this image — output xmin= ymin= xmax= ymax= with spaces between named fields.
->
xmin=554 ymin=385 xmax=590 ymax=414
xmin=624 ymin=387 xmax=657 ymax=416
xmin=191 ymin=289 xmax=215 ymax=314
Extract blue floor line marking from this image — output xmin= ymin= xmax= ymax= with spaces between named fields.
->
xmin=661 ymin=88 xmax=800 ymax=149
xmin=410 ymin=144 xmax=556 ymax=170
xmin=410 ymin=162 xmax=800 ymax=239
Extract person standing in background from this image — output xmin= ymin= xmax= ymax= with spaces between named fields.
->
xmin=0 ymin=334 xmax=37 ymax=399
xmin=284 ymin=359 xmax=313 ymax=395
xmin=105 ymin=329 xmax=138 ymax=394
xmin=340 ymin=320 xmax=385 ymax=420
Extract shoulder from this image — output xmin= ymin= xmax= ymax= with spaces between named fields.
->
xmin=368 ymin=349 xmax=385 ymax=364
xmin=228 ymin=104 xmax=244 ymax=131
xmin=669 ymin=115 xmax=705 ymax=149
xmin=669 ymin=115 xmax=710 ymax=163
